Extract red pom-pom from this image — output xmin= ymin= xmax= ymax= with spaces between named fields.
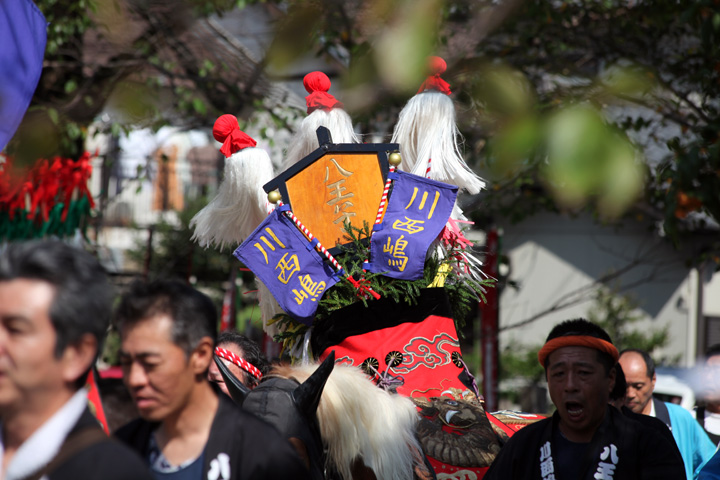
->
xmin=303 ymin=71 xmax=331 ymax=93
xmin=417 ymin=56 xmax=452 ymax=95
xmin=303 ymin=71 xmax=343 ymax=113
xmin=213 ymin=114 xmax=239 ymax=143
xmin=427 ymin=56 xmax=447 ymax=75
xmin=212 ymin=114 xmax=257 ymax=158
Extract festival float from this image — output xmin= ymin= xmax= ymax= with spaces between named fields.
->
xmin=192 ymin=61 xmax=542 ymax=479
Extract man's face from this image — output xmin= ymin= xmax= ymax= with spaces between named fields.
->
xmin=618 ymin=352 xmax=655 ymax=415
xmin=120 ymin=314 xmax=199 ymax=422
xmin=546 ymin=346 xmax=615 ymax=443
xmin=208 ymin=342 xmax=248 ymax=397
xmin=0 ymin=280 xmax=67 ymax=414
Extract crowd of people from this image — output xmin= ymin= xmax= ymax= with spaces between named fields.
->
xmin=2 ymin=239 xmax=720 ymax=479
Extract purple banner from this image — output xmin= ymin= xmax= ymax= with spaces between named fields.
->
xmin=0 ymin=0 xmax=47 ymax=151
xmin=366 ymin=171 xmax=457 ymax=280
xmin=234 ymin=206 xmax=339 ymax=325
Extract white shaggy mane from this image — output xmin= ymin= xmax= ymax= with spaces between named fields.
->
xmin=273 ymin=363 xmax=421 ymax=480
xmin=281 ymin=109 xmax=360 ymax=172
xmin=391 ymin=91 xmax=485 ymax=195
xmin=189 ymin=146 xmax=273 ymax=250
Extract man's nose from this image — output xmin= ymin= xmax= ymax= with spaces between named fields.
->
xmin=124 ymin=362 xmax=148 ymax=389
xmin=564 ymin=372 xmax=579 ymax=391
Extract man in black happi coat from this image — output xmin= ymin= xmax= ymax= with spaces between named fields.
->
xmin=114 ymin=279 xmax=310 ymax=480
xmin=484 ymin=318 xmax=685 ymax=480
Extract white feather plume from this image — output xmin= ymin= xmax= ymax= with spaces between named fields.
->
xmin=391 ymin=91 xmax=485 ymax=194
xmin=281 ymin=108 xmax=360 ymax=172
xmin=258 ymin=281 xmax=284 ymax=337
xmin=190 ymin=146 xmax=274 ymax=250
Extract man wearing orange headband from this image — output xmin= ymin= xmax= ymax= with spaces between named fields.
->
xmin=485 ymin=318 xmax=684 ymax=480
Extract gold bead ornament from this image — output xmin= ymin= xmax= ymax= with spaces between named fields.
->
xmin=388 ymin=152 xmax=402 ymax=167
xmin=267 ymin=190 xmax=282 ymax=204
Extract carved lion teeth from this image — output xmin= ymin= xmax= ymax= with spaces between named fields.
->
xmin=444 ymin=410 xmax=458 ymax=424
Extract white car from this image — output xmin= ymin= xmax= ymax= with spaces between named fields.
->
xmin=654 ymin=371 xmax=696 ymax=412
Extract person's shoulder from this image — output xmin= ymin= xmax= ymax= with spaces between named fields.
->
xmin=501 ymin=415 xmax=551 ymax=445
xmin=50 ymin=434 xmax=153 ymax=480
xmin=665 ymin=401 xmax=693 ymax=416
xmin=215 ymin=394 xmax=287 ymax=438
xmin=636 ymin=412 xmax=672 ymax=433
xmin=665 ymin=402 xmax=703 ymax=426
xmin=212 ymin=396 xmax=312 ymax=479
xmin=114 ymin=416 xmax=152 ymax=441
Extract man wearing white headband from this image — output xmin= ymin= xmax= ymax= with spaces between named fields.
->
xmin=209 ymin=330 xmax=268 ymax=394
xmin=485 ymin=318 xmax=684 ymax=480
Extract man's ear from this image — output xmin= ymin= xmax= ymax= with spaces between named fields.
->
xmin=652 ymin=372 xmax=657 ymax=389
xmin=61 ymin=333 xmax=98 ymax=384
xmin=608 ymin=365 xmax=617 ymax=394
xmin=191 ymin=336 xmax=214 ymax=375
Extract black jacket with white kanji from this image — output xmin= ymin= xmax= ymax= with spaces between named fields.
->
xmin=115 ymin=393 xmax=311 ymax=480
xmin=484 ymin=406 xmax=685 ymax=480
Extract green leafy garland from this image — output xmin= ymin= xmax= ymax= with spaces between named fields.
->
xmin=272 ymin=221 xmax=496 ymax=355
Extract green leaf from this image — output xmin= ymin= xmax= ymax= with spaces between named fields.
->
xmin=64 ymin=79 xmax=78 ymax=94
xmin=192 ymin=98 xmax=207 ymax=115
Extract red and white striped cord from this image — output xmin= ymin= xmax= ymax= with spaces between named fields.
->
xmin=364 ymin=165 xmax=395 ymax=262
xmin=215 ymin=347 xmax=263 ymax=380
xmin=277 ymin=201 xmax=343 ymax=274
xmin=373 ymin=165 xmax=395 ymax=225
xmin=356 ymin=165 xmax=398 ymax=300
xmin=425 ymin=158 xmax=432 ymax=179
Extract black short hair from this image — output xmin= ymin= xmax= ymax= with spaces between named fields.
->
xmin=0 ymin=240 xmax=113 ymax=384
xmin=114 ymin=279 xmax=217 ymax=357
xmin=609 ymin=363 xmax=627 ymax=402
xmin=619 ymin=348 xmax=655 ymax=379
xmin=706 ymin=344 xmax=720 ymax=361
xmin=545 ymin=318 xmax=615 ymax=374
xmin=216 ymin=330 xmax=269 ymax=385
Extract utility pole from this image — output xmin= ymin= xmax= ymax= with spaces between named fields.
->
xmin=480 ymin=227 xmax=499 ymax=411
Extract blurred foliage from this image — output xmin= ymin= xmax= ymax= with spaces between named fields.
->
xmin=122 ymin=195 xmax=263 ymax=338
xmin=471 ymin=0 xmax=720 ymax=267
xmin=587 ymin=286 xmax=672 ymax=360
xmin=265 ymin=0 xmax=719 ymax=265
xmin=125 ymin=196 xmax=231 ymax=285
xmin=8 ymin=0 xmax=720 ymax=288
xmin=6 ymin=0 xmax=275 ymax=165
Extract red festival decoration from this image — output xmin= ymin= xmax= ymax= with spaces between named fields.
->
xmin=0 ymin=152 xmax=96 ymax=240
xmin=85 ymin=369 xmax=109 ymax=435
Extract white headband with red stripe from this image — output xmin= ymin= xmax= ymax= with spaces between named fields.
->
xmin=214 ymin=346 xmax=263 ymax=381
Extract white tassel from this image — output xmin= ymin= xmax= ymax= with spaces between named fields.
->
xmin=391 ymin=91 xmax=485 ymax=194
xmin=190 ymin=147 xmax=286 ymax=337
xmin=258 ymin=281 xmax=284 ymax=338
xmin=190 ymin=146 xmax=274 ymax=250
xmin=281 ymin=108 xmax=359 ymax=172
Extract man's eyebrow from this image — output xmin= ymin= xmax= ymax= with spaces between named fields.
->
xmin=548 ymin=360 xmax=596 ymax=371
xmin=118 ymin=351 xmax=162 ymax=359
xmin=0 ymin=315 xmax=32 ymax=324
xmin=548 ymin=362 xmax=567 ymax=371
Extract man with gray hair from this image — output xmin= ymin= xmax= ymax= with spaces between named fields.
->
xmin=619 ymin=348 xmax=715 ymax=479
xmin=0 ymin=240 xmax=152 ymax=480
